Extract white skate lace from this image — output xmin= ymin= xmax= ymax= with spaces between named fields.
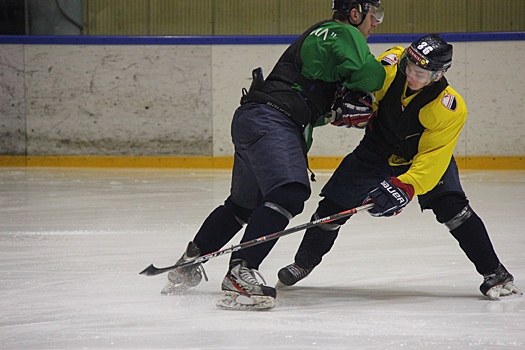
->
xmin=239 ymin=267 xmax=266 ymax=286
xmin=287 ymin=263 xmax=310 ymax=279
xmin=483 ymin=272 xmax=497 ymax=282
xmin=181 ymin=241 xmax=208 ymax=281
xmin=180 ymin=244 xmax=208 ymax=282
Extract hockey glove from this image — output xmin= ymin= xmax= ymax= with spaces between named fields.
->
xmin=364 ymin=177 xmax=414 ymax=217
xmin=330 ymin=90 xmax=375 ymax=129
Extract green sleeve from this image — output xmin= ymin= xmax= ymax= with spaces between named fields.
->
xmin=342 ymin=57 xmax=385 ymax=92
xmin=331 ymin=27 xmax=385 ymax=92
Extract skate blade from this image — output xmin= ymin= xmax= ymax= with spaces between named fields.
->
xmin=486 ymin=283 xmax=523 ymax=301
xmin=216 ymin=291 xmax=274 ymax=311
xmin=497 ymin=292 xmax=524 ymax=300
xmin=275 ymin=280 xmax=291 ymax=289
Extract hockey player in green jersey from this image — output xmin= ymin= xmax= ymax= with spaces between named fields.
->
xmin=160 ymin=0 xmax=386 ymax=310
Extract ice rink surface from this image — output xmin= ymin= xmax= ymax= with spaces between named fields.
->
xmin=1 ymin=167 xmax=524 ymax=349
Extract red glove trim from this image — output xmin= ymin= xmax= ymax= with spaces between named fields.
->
xmin=390 ymin=177 xmax=414 ymax=200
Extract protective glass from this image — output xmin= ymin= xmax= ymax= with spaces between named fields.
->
xmin=399 ymin=55 xmax=435 ymax=84
xmin=363 ymin=3 xmax=384 ymax=24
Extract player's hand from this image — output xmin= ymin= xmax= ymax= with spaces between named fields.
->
xmin=364 ymin=177 xmax=414 ymax=217
xmin=330 ymin=90 xmax=375 ymax=129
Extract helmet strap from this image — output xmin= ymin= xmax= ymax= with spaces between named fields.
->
xmin=348 ymin=6 xmax=365 ymax=27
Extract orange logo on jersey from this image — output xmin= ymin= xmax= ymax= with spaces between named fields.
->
xmin=441 ymin=94 xmax=457 ymax=111
xmin=381 ymin=53 xmax=398 ymax=66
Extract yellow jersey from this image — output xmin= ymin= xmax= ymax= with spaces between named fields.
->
xmin=373 ymin=46 xmax=468 ymax=196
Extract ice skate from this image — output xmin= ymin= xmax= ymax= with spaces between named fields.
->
xmin=161 ymin=241 xmax=208 ymax=295
xmin=217 ymin=259 xmax=276 ymax=311
xmin=276 ymin=262 xmax=313 ymax=288
xmin=480 ymin=264 xmax=522 ymax=300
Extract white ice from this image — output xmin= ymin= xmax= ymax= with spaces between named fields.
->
xmin=1 ymin=168 xmax=524 ymax=349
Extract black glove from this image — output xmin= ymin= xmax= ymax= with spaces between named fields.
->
xmin=330 ymin=90 xmax=375 ymax=129
xmin=364 ymin=177 xmax=414 ymax=217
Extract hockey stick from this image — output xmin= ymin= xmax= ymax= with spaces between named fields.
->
xmin=139 ymin=203 xmax=374 ymax=276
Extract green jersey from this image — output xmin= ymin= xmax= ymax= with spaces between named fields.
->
xmin=300 ymin=21 xmax=385 ymax=93
xmin=242 ymin=20 xmax=384 ymax=151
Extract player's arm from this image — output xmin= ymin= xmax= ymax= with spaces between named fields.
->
xmin=331 ymin=28 xmax=385 ymax=93
xmin=398 ymin=94 xmax=468 ymax=196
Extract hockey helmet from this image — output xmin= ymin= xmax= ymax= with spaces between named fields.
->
xmin=332 ymin=0 xmax=384 ymax=24
xmin=399 ymin=34 xmax=453 ymax=83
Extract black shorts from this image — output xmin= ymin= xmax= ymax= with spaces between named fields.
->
xmin=412 ymin=156 xmax=464 ymax=210
xmin=321 ymin=134 xmax=464 ymax=211
xmin=230 ymin=103 xmax=311 ymax=209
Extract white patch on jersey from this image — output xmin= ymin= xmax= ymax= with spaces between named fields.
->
xmin=441 ymin=94 xmax=457 ymax=111
xmin=381 ymin=53 xmax=398 ymax=66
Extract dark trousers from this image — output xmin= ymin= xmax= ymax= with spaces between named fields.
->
xmin=294 ymin=132 xmax=500 ymax=275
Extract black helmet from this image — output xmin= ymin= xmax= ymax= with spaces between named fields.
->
xmin=332 ymin=0 xmax=384 ymax=23
xmin=403 ymin=34 xmax=453 ymax=72
xmin=332 ymin=0 xmax=381 ymax=13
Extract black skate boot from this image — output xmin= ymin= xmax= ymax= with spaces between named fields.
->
xmin=217 ymin=259 xmax=276 ymax=310
xmin=161 ymin=241 xmax=208 ymax=295
xmin=480 ymin=264 xmax=522 ymax=300
xmin=276 ymin=262 xmax=313 ymax=288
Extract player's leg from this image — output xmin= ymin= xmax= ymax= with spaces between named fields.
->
xmin=218 ymin=103 xmax=311 ymax=309
xmin=420 ymin=157 xmax=522 ymax=300
xmin=232 ymin=182 xmax=310 ymax=268
xmin=161 ymin=196 xmax=253 ymax=295
xmin=219 ymin=182 xmax=310 ymax=310
xmin=163 ymin=105 xmax=263 ymax=295
xmin=428 ymin=193 xmax=521 ymax=299
xmin=277 ymin=139 xmax=389 ymax=287
xmin=277 ymin=196 xmax=346 ymax=287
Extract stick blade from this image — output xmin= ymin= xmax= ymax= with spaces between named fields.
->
xmin=139 ymin=264 xmax=162 ymax=276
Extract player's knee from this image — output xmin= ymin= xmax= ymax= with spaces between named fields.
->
xmin=429 ymin=193 xmax=473 ymax=230
xmin=224 ymin=196 xmax=253 ymax=224
xmin=315 ymin=197 xmax=350 ymax=229
xmin=264 ymin=182 xmax=310 ymax=218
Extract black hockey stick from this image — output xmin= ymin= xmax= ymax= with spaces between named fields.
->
xmin=139 ymin=203 xmax=374 ymax=276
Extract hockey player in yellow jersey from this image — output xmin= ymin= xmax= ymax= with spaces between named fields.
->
xmin=277 ymin=34 xmax=522 ymax=300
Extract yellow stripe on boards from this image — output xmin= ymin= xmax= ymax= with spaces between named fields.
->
xmin=0 ymin=156 xmax=524 ymax=170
